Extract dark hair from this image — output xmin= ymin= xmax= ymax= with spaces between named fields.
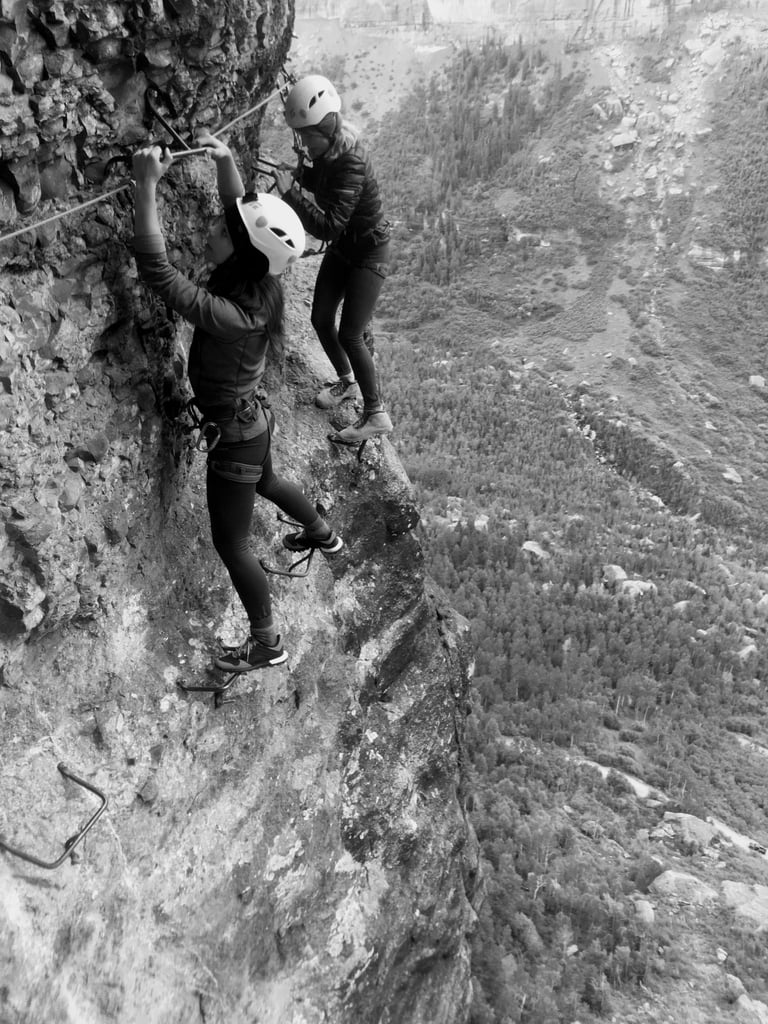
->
xmin=207 ymin=250 xmax=285 ymax=357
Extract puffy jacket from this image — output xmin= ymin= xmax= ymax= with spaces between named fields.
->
xmin=283 ymin=141 xmax=388 ymax=253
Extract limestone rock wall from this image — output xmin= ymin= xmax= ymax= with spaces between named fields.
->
xmin=0 ymin=3 xmax=477 ymax=1022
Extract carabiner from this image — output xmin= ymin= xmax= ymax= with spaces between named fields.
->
xmin=195 ymin=421 xmax=221 ymax=453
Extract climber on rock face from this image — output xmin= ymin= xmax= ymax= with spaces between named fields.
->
xmin=132 ymin=136 xmax=343 ymax=674
xmin=273 ymin=74 xmax=394 ymax=446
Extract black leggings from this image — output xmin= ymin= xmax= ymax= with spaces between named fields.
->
xmin=206 ymin=431 xmax=319 ymax=630
xmin=310 ymin=241 xmax=390 ymax=411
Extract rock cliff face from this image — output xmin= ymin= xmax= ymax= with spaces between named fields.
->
xmin=0 ymin=3 xmax=477 ymax=1022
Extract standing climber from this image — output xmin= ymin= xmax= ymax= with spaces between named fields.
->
xmin=132 ymin=136 xmax=343 ymax=673
xmin=273 ymin=74 xmax=393 ymax=445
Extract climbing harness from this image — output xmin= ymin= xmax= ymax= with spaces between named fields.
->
xmin=185 ymin=399 xmax=222 ymax=453
xmin=183 ymin=389 xmax=268 ymax=454
xmin=0 ymin=763 xmax=108 ymax=870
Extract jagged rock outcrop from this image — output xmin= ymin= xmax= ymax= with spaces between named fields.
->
xmin=0 ymin=4 xmax=477 ymax=1022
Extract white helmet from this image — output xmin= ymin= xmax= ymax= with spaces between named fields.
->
xmin=283 ymin=75 xmax=341 ymax=130
xmin=229 ymin=193 xmax=305 ymax=275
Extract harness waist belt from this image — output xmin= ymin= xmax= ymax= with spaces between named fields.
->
xmin=207 ymin=459 xmax=264 ymax=484
xmin=196 ymin=392 xmax=262 ymax=423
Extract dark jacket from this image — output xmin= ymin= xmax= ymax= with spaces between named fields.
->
xmin=283 ymin=141 xmax=389 ymax=256
xmin=134 ymin=233 xmax=269 ymax=440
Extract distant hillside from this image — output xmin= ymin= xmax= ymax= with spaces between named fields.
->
xmin=295 ymin=0 xmax=682 ymax=36
xmin=268 ymin=7 xmax=768 ymax=1022
xmin=296 ymin=0 xmax=427 ymax=24
xmin=360 ymin=21 xmax=768 ymax=1022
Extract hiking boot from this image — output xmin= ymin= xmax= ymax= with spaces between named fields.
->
xmin=329 ymin=410 xmax=393 ymax=444
xmin=315 ymin=379 xmax=362 ymax=410
xmin=214 ymin=635 xmax=288 ymax=673
xmin=282 ymin=529 xmax=344 ymax=554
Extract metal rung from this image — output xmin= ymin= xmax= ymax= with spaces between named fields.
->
xmin=177 ymin=671 xmax=239 ymax=708
xmin=328 ymin=434 xmax=368 ymax=461
xmin=260 ymin=547 xmax=316 ymax=578
xmin=0 ymin=763 xmax=108 ymax=870
xmin=260 ymin=507 xmax=328 ymax=578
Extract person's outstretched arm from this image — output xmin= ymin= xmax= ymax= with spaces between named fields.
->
xmin=196 ymin=131 xmax=244 ymax=208
xmin=132 ymin=144 xmax=264 ymax=336
xmin=133 ymin=145 xmax=173 ymax=237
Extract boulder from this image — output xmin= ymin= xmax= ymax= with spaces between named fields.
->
xmin=722 ymin=882 xmax=768 ymax=931
xmin=521 ymin=540 xmax=549 ymax=561
xmin=618 ymin=579 xmax=657 ymax=599
xmin=687 ymin=244 xmax=728 ymax=270
xmin=654 ymin=812 xmax=721 ymax=852
xmin=611 ymin=130 xmax=637 ymax=149
xmin=735 ymin=995 xmax=768 ymax=1024
xmin=701 ymin=42 xmax=725 ymax=68
xmin=649 ymin=870 xmax=718 ymax=905
xmin=726 ymin=975 xmax=748 ymax=1003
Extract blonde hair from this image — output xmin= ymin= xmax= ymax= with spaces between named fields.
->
xmin=325 ymin=118 xmax=360 ymax=161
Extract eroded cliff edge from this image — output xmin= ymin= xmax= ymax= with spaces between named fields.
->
xmin=0 ymin=3 xmax=477 ymax=1022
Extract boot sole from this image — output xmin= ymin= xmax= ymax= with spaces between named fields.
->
xmin=315 ymin=396 xmax=361 ymax=410
xmin=330 ymin=429 xmax=392 ymax=444
xmin=283 ymin=537 xmax=344 ymax=554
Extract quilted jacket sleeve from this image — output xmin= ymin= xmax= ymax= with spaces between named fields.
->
xmin=284 ymin=151 xmax=365 ymax=242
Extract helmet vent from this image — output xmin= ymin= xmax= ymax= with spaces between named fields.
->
xmin=270 ymin=226 xmax=296 ymax=248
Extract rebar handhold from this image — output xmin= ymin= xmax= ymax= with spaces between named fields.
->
xmin=0 ymin=763 xmax=108 ymax=871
